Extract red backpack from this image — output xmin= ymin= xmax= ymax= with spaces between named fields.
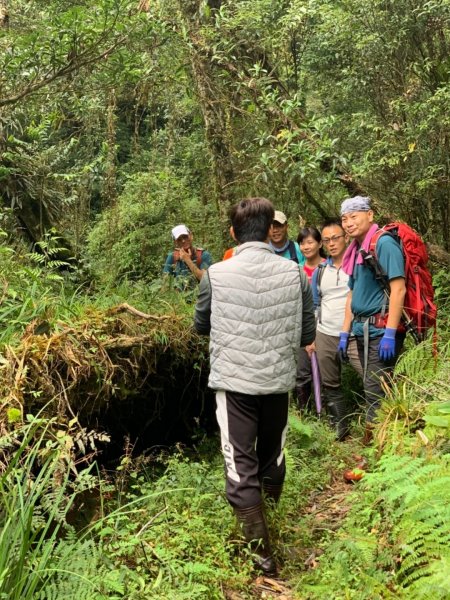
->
xmin=367 ymin=223 xmax=437 ymax=342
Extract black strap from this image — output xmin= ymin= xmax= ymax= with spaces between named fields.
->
xmin=288 ymin=240 xmax=299 ymax=264
xmin=316 ymin=263 xmax=326 ymax=324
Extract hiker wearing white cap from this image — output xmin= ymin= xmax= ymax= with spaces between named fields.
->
xmin=163 ymin=224 xmax=212 ymax=287
xmin=269 ymin=210 xmax=305 ymax=265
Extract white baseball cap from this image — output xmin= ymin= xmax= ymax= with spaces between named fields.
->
xmin=273 ymin=210 xmax=288 ymax=225
xmin=171 ymin=224 xmax=190 ymax=240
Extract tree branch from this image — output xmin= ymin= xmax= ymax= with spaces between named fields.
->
xmin=107 ymin=303 xmax=178 ymax=321
xmin=0 ymin=35 xmax=127 ymax=108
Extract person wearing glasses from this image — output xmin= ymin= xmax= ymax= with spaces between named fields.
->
xmin=308 ymin=218 xmax=361 ymax=439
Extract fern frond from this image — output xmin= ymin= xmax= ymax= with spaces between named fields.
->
xmin=360 ymin=453 xmax=450 ymax=597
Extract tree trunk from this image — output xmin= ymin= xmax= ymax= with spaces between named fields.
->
xmin=0 ymin=1 xmax=8 ymax=28
xmin=176 ymin=0 xmax=236 ymax=231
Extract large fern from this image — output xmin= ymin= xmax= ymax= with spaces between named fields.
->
xmin=362 ymin=454 xmax=450 ymax=598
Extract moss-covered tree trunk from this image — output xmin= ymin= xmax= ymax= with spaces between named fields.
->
xmin=177 ymin=0 xmax=236 ymax=232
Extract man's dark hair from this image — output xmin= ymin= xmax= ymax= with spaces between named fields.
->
xmin=230 ymin=197 xmax=274 ymax=243
xmin=320 ymin=217 xmax=345 ymax=231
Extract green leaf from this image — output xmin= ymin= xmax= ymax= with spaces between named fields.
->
xmin=423 ymin=415 xmax=450 ymax=428
xmin=437 ymin=402 xmax=450 ymax=414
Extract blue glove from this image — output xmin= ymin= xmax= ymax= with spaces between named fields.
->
xmin=378 ymin=327 xmax=397 ymax=361
xmin=338 ymin=332 xmax=350 ymax=362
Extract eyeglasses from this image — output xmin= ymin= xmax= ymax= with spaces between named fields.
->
xmin=322 ymin=234 xmax=345 ymax=244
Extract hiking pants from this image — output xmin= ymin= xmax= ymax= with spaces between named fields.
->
xmin=349 ymin=335 xmax=404 ymax=422
xmin=215 ymin=390 xmax=289 ymax=510
xmin=296 ymin=347 xmax=312 ymax=390
xmin=315 ymin=330 xmax=361 ymax=389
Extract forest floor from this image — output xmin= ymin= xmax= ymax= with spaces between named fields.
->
xmin=220 ymin=431 xmax=365 ymax=600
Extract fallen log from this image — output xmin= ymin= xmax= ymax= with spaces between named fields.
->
xmin=0 ymin=303 xmax=213 ymax=466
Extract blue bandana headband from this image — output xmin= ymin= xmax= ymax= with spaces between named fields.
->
xmin=340 ymin=196 xmax=371 ymax=215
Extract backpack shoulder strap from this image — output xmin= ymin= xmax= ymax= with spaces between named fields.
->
xmin=195 ymin=247 xmax=203 ymax=267
xmin=363 ymin=228 xmax=397 ymax=314
xmin=369 ymin=225 xmax=400 ymax=258
xmin=368 ymin=228 xmax=385 ymax=257
xmin=315 ymin=263 xmax=327 ymax=324
xmin=317 ymin=262 xmax=326 ymax=289
xmin=288 ymin=240 xmax=299 ymax=264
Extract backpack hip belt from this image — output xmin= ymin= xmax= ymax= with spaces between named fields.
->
xmin=353 ymin=313 xmax=406 ymax=332
xmin=353 ymin=313 xmax=386 ymax=328
xmin=353 ymin=312 xmax=406 ymax=381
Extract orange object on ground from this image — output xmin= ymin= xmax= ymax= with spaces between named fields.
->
xmin=343 ymin=468 xmax=364 ymax=482
xmin=343 ymin=455 xmax=368 ymax=483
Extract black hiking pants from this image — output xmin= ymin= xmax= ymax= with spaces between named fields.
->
xmin=350 ymin=334 xmax=404 ymax=422
xmin=215 ymin=390 xmax=289 ymax=509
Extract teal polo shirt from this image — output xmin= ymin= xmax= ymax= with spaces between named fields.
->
xmin=272 ymin=240 xmax=305 ymax=265
xmin=163 ymin=249 xmax=212 ymax=289
xmin=349 ymin=234 xmax=405 ymax=338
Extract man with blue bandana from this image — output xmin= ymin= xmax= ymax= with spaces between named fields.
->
xmin=339 ymin=196 xmax=406 ymax=443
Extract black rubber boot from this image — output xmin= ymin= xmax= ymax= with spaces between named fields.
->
xmin=295 ymin=381 xmax=312 ymax=411
xmin=262 ymin=482 xmax=283 ymax=505
xmin=234 ymin=503 xmax=277 ymax=577
xmin=324 ymin=387 xmax=350 ymax=441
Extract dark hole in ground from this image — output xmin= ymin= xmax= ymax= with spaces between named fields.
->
xmin=66 ymin=355 xmax=218 ymax=529
xmin=78 ymin=352 xmax=217 ymax=467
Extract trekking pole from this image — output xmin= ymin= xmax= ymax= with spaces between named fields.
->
xmin=310 ymin=351 xmax=322 ymax=415
xmin=359 ymin=250 xmax=421 ymax=344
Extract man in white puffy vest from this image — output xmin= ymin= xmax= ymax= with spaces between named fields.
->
xmin=194 ymin=197 xmax=315 ymax=577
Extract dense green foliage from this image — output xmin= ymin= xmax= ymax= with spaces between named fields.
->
xmin=0 ymin=416 xmax=103 ymax=599
xmin=2 ymin=0 xmax=450 ymax=272
xmin=1 ymin=340 xmax=448 ymax=598
xmin=0 ymin=0 xmax=450 ymax=598
xmin=295 ymin=340 xmax=450 ymax=599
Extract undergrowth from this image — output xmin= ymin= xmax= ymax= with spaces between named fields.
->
xmin=0 ymin=416 xmax=103 ymax=600
xmin=2 ymin=343 xmax=449 ymax=598
xmin=86 ymin=418 xmax=344 ymax=599
xmin=294 ymin=338 xmax=450 ymax=600
xmin=0 ymin=237 xmax=449 ymax=598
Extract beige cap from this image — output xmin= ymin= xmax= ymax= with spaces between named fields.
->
xmin=273 ymin=210 xmax=288 ymax=225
